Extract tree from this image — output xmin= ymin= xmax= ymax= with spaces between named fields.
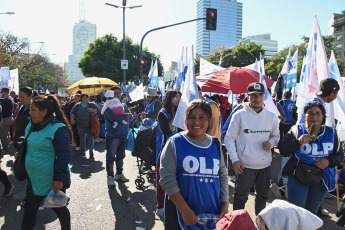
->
xmin=0 ymin=32 xmax=69 ymax=91
xmin=79 ymin=34 xmax=163 ymax=83
xmin=195 ymin=42 xmax=265 ymax=75
xmin=265 ymin=35 xmax=345 ymax=81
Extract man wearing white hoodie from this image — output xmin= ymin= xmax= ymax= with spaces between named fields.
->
xmin=224 ymin=82 xmax=280 ymax=215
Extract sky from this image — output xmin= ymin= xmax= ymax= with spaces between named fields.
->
xmin=0 ymin=0 xmax=343 ymax=72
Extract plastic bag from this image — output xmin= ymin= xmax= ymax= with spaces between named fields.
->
xmin=43 ymin=190 xmax=68 ymax=208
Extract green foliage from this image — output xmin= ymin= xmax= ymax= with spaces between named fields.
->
xmin=195 ymin=42 xmax=265 ymax=76
xmin=265 ymin=35 xmax=345 ymax=81
xmin=0 ymin=32 xmax=69 ymax=91
xmin=79 ymin=34 xmax=163 ymax=83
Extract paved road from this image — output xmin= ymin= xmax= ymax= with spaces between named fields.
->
xmin=0 ymin=141 xmax=343 ymax=229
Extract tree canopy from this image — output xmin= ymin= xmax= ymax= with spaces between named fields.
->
xmin=0 ymin=33 xmax=69 ymax=91
xmin=265 ymin=36 xmax=345 ymax=81
xmin=79 ymin=34 xmax=163 ymax=83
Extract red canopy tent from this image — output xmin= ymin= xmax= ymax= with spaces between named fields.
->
xmin=197 ymin=66 xmax=274 ymax=94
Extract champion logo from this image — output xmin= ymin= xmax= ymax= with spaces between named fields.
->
xmin=243 ymin=129 xmax=270 ymax=134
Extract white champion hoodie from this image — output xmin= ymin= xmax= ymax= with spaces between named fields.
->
xmin=224 ymin=102 xmax=280 ymax=169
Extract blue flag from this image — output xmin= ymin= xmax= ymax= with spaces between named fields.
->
xmin=121 ymin=83 xmax=130 ymax=99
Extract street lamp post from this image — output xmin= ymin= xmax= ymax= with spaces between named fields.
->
xmin=106 ymin=1 xmax=142 ymax=86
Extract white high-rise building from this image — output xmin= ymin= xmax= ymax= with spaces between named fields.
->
xmin=67 ymin=20 xmax=96 ymax=83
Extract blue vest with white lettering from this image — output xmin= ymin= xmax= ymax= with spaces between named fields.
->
xmin=283 ymin=99 xmax=295 ymax=124
xmin=145 ymin=98 xmax=159 ymax=125
xmin=295 ymin=125 xmax=336 ymax=191
xmin=156 ymin=109 xmax=177 ymax=163
xmin=172 ymin=133 xmax=221 ymax=230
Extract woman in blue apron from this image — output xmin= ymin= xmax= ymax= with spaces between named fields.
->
xmin=159 ymin=99 xmax=229 ymax=230
xmin=278 ymin=101 xmax=344 ymax=214
xmin=155 ymin=89 xmax=181 ymax=217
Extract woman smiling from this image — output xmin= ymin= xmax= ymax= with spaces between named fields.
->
xmin=159 ymin=99 xmax=229 ymax=230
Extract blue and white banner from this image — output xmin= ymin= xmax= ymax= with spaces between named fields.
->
xmin=286 ymin=49 xmax=299 ymax=89
xmin=149 ymin=60 xmax=158 ymax=87
xmin=174 ymin=47 xmax=184 ymax=89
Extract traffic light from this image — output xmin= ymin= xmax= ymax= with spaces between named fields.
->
xmin=206 ymin=8 xmax=217 ymax=31
xmin=140 ymin=59 xmax=146 ymax=69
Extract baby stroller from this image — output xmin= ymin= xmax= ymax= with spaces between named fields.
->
xmin=131 ymin=123 xmax=157 ymax=190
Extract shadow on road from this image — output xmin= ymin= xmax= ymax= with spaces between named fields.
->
xmin=108 ymin=182 xmax=157 ymax=230
xmin=69 ymin=150 xmax=104 ymax=179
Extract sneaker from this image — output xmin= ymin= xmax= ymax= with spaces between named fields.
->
xmin=319 ymin=208 xmax=330 ymax=216
xmin=156 ymin=208 xmax=164 ymax=217
xmin=2 ymin=184 xmax=14 ymax=197
xmin=75 ymin=147 xmax=80 ymax=151
xmin=271 ymin=183 xmax=282 ymax=199
xmin=89 ymin=153 xmax=94 ymax=159
xmin=107 ymin=176 xmax=115 ymax=186
xmin=114 ymin=174 xmax=129 ymax=182
xmin=94 ymin=137 xmax=102 ymax=143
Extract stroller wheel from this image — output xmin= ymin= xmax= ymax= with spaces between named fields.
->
xmin=147 ymin=173 xmax=155 ymax=183
xmin=135 ymin=178 xmax=145 ymax=190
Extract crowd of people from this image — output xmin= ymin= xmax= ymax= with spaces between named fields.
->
xmin=0 ymin=77 xmax=344 ymax=229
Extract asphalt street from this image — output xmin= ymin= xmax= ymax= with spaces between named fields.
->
xmin=0 ymin=140 xmax=343 ymax=230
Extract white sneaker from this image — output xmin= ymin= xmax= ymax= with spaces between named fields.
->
xmin=114 ymin=174 xmax=129 ymax=182
xmin=156 ymin=208 xmax=164 ymax=217
xmin=107 ymin=176 xmax=115 ymax=186
xmin=75 ymin=147 xmax=80 ymax=151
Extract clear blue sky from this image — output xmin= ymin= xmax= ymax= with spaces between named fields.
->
xmin=0 ymin=0 xmax=343 ymax=71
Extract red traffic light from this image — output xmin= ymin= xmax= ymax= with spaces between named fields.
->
xmin=140 ymin=60 xmax=146 ymax=65
xmin=211 ymin=11 xmax=216 ymax=17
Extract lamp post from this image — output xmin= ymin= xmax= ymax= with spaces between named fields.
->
xmin=106 ymin=1 xmax=142 ymax=86
xmin=0 ymin=12 xmax=15 ymax=15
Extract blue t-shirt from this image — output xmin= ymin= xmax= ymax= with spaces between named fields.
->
xmin=283 ymin=99 xmax=295 ymax=124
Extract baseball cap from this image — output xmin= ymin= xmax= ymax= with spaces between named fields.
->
xmin=247 ymin=82 xmax=265 ymax=95
xmin=316 ymin=78 xmax=340 ymax=97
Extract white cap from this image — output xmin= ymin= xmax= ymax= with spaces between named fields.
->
xmin=104 ymin=90 xmax=114 ymax=98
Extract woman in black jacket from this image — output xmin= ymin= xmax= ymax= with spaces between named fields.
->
xmin=278 ymin=101 xmax=344 ymax=214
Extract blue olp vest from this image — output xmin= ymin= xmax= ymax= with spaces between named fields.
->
xmin=172 ymin=134 xmax=221 ymax=230
xmin=295 ymin=125 xmax=336 ymax=191
xmin=283 ymin=99 xmax=295 ymax=124
xmin=145 ymin=98 xmax=159 ymax=125
xmin=156 ymin=109 xmax=177 ymax=164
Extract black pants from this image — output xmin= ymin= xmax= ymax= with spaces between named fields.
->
xmin=164 ymin=194 xmax=182 ymax=230
xmin=21 ymin=188 xmax=70 ymax=230
xmin=0 ymin=169 xmax=11 ymax=187
xmin=233 ymin=166 xmax=271 ymax=215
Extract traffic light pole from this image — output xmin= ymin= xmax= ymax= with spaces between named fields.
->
xmin=139 ymin=17 xmax=205 ymax=83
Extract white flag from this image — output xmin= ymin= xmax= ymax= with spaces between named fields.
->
xmin=199 ymin=58 xmax=225 ymax=76
xmin=173 ymin=45 xmax=199 ymax=130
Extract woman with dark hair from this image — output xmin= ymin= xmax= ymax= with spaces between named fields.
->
xmin=155 ymin=89 xmax=181 ymax=217
xmin=20 ymin=95 xmax=73 ymax=230
xmin=13 ymin=87 xmax=38 ymax=149
xmin=160 ymin=99 xmax=229 ymax=229
xmin=70 ymin=93 xmax=98 ymax=158
xmin=278 ymin=101 xmax=344 ymax=214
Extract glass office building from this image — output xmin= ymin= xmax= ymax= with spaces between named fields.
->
xmin=196 ymin=0 xmax=242 ymax=57
xmin=239 ymin=34 xmax=278 ymax=59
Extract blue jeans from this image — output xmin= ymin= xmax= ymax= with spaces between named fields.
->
xmin=288 ymin=175 xmax=327 ymax=214
xmin=106 ymin=136 xmax=126 ymax=177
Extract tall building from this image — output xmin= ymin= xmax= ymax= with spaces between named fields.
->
xmin=239 ymin=33 xmax=278 ymax=59
xmin=67 ymin=20 xmax=96 ymax=83
xmin=196 ymin=0 xmax=242 ymax=57
xmin=334 ymin=11 xmax=345 ymax=58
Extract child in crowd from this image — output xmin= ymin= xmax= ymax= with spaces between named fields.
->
xmin=101 ymin=90 xmax=127 ymax=128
